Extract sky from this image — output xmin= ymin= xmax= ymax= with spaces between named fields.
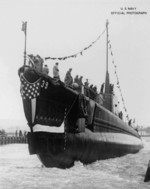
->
xmin=0 ymin=0 xmax=150 ymax=130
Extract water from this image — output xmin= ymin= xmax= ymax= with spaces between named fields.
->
xmin=0 ymin=137 xmax=150 ymax=189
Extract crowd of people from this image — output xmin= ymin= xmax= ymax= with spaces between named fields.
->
xmin=28 ymin=55 xmax=98 ymax=98
xmin=63 ymin=68 xmax=98 ymax=99
xmin=28 ymin=54 xmax=96 ymax=86
xmin=28 ymin=54 xmax=49 ymax=76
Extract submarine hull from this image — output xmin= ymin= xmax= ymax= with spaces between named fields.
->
xmin=28 ymin=129 xmax=143 ymax=168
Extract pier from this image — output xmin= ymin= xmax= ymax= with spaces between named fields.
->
xmin=0 ymin=136 xmax=27 ymax=145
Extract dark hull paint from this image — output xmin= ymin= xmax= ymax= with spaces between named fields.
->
xmin=28 ymin=129 xmax=143 ymax=168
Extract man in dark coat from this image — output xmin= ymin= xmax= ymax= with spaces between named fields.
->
xmin=64 ymin=68 xmax=73 ymax=87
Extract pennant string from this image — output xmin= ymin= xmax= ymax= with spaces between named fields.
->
xmin=45 ymin=29 xmax=106 ymax=61
xmin=108 ymin=37 xmax=129 ymax=121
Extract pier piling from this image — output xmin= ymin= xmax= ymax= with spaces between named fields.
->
xmin=144 ymin=160 xmax=150 ymax=182
xmin=0 ymin=136 xmax=27 ymax=145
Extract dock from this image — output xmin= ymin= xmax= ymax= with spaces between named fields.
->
xmin=0 ymin=136 xmax=27 ymax=145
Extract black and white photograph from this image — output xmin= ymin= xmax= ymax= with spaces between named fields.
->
xmin=0 ymin=0 xmax=150 ymax=188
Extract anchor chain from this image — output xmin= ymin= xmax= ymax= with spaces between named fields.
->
xmin=63 ymin=96 xmax=78 ymax=151
xmin=64 ymin=108 xmax=67 ymax=150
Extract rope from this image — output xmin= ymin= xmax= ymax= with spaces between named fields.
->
xmin=65 ymin=95 xmax=78 ymax=119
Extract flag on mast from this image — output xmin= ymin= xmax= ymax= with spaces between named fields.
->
xmin=22 ymin=21 xmax=27 ymax=65
xmin=22 ymin=21 xmax=27 ymax=35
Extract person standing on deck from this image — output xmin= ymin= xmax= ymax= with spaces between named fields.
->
xmin=53 ymin=62 xmax=60 ymax=80
xmin=64 ymin=68 xmax=73 ymax=87
xmin=34 ymin=55 xmax=43 ymax=72
xmin=74 ymin=75 xmax=79 ymax=84
xmin=42 ymin=64 xmax=49 ymax=75
xmin=84 ymin=79 xmax=89 ymax=87
xmin=84 ymin=79 xmax=90 ymax=97
xmin=78 ymin=76 xmax=83 ymax=94
xmin=78 ymin=76 xmax=83 ymax=86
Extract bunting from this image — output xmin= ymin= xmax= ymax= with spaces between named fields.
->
xmin=108 ymin=37 xmax=129 ymax=121
xmin=45 ymin=29 xmax=106 ymax=61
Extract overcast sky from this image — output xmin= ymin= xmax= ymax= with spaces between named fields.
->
xmin=0 ymin=0 xmax=150 ymax=129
